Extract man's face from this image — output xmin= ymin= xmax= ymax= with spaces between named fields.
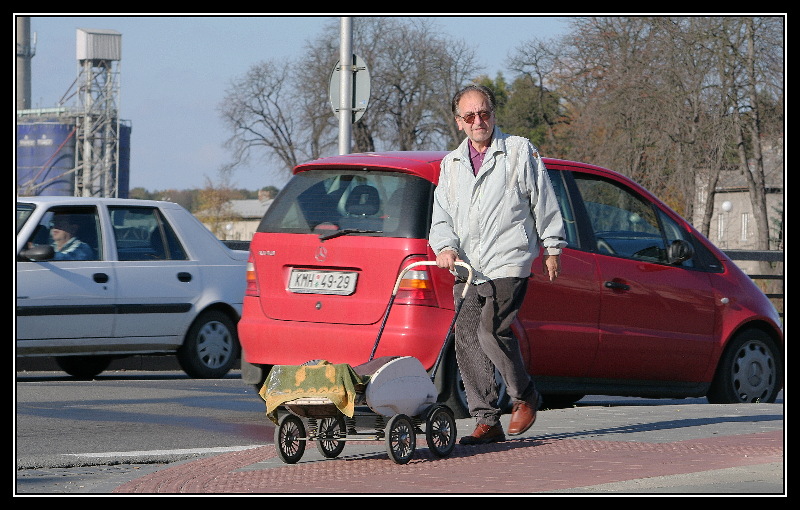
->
xmin=50 ymin=225 xmax=71 ymax=243
xmin=51 ymin=218 xmax=76 ymax=242
xmin=455 ymin=91 xmax=495 ymax=149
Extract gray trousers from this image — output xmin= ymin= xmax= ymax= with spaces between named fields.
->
xmin=453 ymin=277 xmax=536 ymax=426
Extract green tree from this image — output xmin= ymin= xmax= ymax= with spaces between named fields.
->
xmin=497 ymin=75 xmax=561 ymax=150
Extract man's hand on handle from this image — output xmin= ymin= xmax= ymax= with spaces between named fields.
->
xmin=436 ymin=249 xmax=459 ymax=272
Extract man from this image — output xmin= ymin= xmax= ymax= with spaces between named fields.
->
xmin=429 ymin=84 xmax=566 ymax=445
xmin=51 ymin=214 xmax=94 ymax=261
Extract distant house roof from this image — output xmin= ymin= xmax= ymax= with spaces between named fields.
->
xmin=715 ymin=168 xmax=784 ymax=192
xmin=228 ymin=198 xmax=274 ymax=219
xmin=715 ymin=139 xmax=784 ymax=192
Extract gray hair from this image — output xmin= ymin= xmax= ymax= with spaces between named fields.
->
xmin=451 ymin=84 xmax=496 ymax=117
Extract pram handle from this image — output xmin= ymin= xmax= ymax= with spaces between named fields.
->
xmin=369 ymin=260 xmax=474 ymax=362
xmin=392 ymin=260 xmax=474 ymax=299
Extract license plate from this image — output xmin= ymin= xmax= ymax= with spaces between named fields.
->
xmin=288 ymin=269 xmax=358 ymax=295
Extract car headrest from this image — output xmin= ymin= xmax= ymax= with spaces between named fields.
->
xmin=345 ymin=185 xmax=380 ymax=216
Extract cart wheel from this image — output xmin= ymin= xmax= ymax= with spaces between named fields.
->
xmin=316 ymin=415 xmax=346 ymax=458
xmin=385 ymin=414 xmax=416 ymax=464
xmin=274 ymin=414 xmax=306 ymax=464
xmin=425 ymin=405 xmax=457 ymax=458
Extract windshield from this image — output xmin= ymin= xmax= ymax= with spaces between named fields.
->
xmin=257 ymin=169 xmax=434 ymax=239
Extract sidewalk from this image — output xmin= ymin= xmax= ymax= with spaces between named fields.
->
xmin=112 ymin=401 xmax=785 ymax=495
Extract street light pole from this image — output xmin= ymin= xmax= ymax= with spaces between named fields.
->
xmin=338 ymin=17 xmax=353 ymax=155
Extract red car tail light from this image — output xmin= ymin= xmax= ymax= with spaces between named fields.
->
xmin=245 ymin=257 xmax=259 ymax=297
xmin=395 ymin=257 xmax=437 ymax=306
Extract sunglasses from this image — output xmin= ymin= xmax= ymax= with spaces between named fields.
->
xmin=458 ymin=110 xmax=492 ymax=124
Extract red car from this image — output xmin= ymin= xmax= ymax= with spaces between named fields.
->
xmin=238 ymin=151 xmax=783 ymax=415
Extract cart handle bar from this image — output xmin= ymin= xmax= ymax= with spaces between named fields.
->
xmin=368 ymin=260 xmax=473 ymax=362
xmin=392 ymin=260 xmax=474 ymax=299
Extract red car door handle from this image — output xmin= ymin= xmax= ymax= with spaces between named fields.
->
xmin=604 ymin=281 xmax=630 ymax=291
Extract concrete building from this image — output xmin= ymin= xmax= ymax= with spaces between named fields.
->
xmin=695 ymin=139 xmax=784 ymax=276
xmin=201 ymin=189 xmax=274 ymax=242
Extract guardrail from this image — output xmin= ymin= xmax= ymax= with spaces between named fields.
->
xmin=722 ymin=249 xmax=784 ymax=263
xmin=222 ymin=240 xmax=783 ymax=316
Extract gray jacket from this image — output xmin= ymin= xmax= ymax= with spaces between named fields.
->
xmin=429 ymin=127 xmax=566 ymax=282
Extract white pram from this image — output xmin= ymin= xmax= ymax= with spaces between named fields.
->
xmin=265 ymin=261 xmax=472 ymax=465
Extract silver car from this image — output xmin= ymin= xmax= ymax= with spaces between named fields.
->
xmin=16 ymin=196 xmax=248 ymax=378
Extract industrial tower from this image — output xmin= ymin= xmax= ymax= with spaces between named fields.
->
xmin=74 ymin=28 xmax=123 ymax=197
xmin=16 ymin=19 xmax=128 ymax=198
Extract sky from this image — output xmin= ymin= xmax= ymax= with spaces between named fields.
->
xmin=17 ymin=15 xmax=572 ymax=192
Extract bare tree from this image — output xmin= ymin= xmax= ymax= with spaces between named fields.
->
xmin=549 ymin=17 xmax=672 ymax=196
xmin=519 ymin=15 xmax=783 ymax=235
xmin=731 ymin=17 xmax=784 ymax=251
xmin=300 ymin=17 xmax=481 ymax=152
xmin=293 ymin=20 xmax=343 ymax=157
xmin=677 ymin=16 xmax=783 ymax=247
xmin=219 ymin=17 xmax=481 ymax=181
xmin=649 ymin=17 xmax=738 ymax=225
xmin=293 ymin=18 xmax=483 ymax=152
xmin=217 ymin=59 xmax=304 ymax=183
xmin=666 ymin=17 xmax=745 ymax=236
xmin=434 ymin=38 xmax=485 ymax=150
xmin=294 ymin=18 xmax=379 ymax=154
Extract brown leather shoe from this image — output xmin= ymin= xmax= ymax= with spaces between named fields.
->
xmin=459 ymin=423 xmax=506 ymax=445
xmin=508 ymin=392 xmax=540 ymax=436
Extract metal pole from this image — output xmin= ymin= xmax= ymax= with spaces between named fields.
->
xmin=16 ymin=16 xmax=33 ymax=110
xmin=338 ymin=17 xmax=353 ymax=155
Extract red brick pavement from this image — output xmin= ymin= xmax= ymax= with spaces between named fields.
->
xmin=113 ymin=430 xmax=783 ymax=494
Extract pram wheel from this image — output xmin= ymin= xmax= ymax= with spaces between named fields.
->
xmin=385 ymin=414 xmax=415 ymax=464
xmin=275 ymin=414 xmax=306 ymax=464
xmin=425 ymin=405 xmax=457 ymax=457
xmin=316 ymin=415 xmax=346 ymax=458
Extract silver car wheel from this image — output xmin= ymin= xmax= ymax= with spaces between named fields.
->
xmin=196 ymin=320 xmax=234 ymax=369
xmin=730 ymin=338 xmax=776 ymax=402
xmin=177 ymin=310 xmax=239 ymax=378
xmin=708 ymin=329 xmax=782 ymax=404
